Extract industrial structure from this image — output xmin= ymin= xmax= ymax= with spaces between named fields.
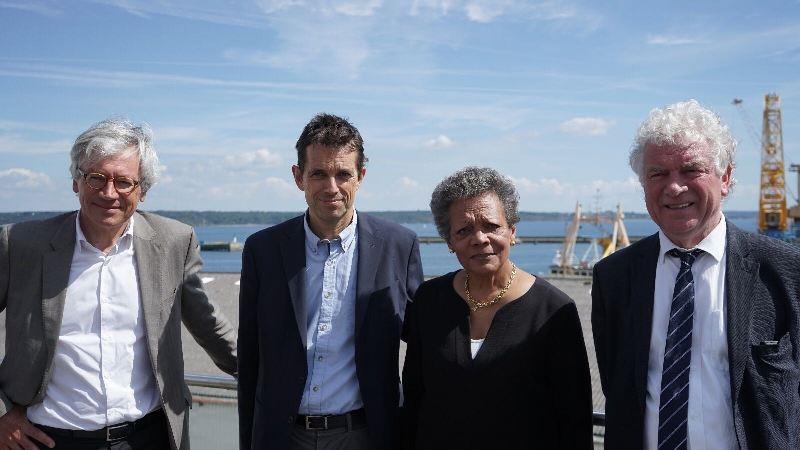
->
xmin=751 ymin=94 xmax=799 ymax=240
xmin=550 ymin=203 xmax=630 ymax=278
xmin=758 ymin=94 xmax=790 ymax=237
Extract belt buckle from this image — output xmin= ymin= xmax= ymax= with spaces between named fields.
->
xmin=304 ymin=415 xmax=328 ymax=430
xmin=106 ymin=423 xmax=131 ymax=441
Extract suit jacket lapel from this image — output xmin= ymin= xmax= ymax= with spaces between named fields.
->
xmin=724 ymin=223 xmax=757 ymax=406
xmin=131 ymin=212 xmax=165 ymax=364
xmin=632 ymin=233 xmax=659 ymax=411
xmin=280 ymin=217 xmax=307 ymax=348
xmin=41 ymin=212 xmax=78 ymax=378
xmin=355 ymin=214 xmax=383 ymax=339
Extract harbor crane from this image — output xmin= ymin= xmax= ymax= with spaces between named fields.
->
xmin=735 ymin=94 xmax=796 ymax=238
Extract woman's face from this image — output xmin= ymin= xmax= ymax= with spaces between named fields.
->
xmin=447 ymin=191 xmax=516 ymax=277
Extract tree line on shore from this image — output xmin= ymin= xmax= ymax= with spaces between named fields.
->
xmin=1 ymin=209 xmax=757 ymax=227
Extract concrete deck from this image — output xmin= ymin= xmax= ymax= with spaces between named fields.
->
xmin=0 ymin=272 xmax=605 ymax=415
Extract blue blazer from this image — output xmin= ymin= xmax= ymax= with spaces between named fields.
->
xmin=592 ymin=223 xmax=800 ymax=449
xmin=238 ymin=213 xmax=423 ymax=450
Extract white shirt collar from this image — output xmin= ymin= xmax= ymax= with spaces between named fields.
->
xmin=658 ymin=214 xmax=726 ymax=264
xmin=75 ymin=212 xmax=134 ymax=253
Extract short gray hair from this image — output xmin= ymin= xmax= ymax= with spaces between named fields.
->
xmin=630 ymin=99 xmax=736 ymax=186
xmin=69 ymin=117 xmax=161 ymax=194
xmin=430 ymin=166 xmax=520 ymax=241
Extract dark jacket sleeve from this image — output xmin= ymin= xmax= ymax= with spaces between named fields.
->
xmin=546 ymin=302 xmax=594 ymax=450
xmin=406 ymin=237 xmax=423 ymax=303
xmin=591 ymin=265 xmax=608 ymax=396
xmin=400 ymin=285 xmax=426 ymax=450
xmin=237 ymin=239 xmax=259 ymax=450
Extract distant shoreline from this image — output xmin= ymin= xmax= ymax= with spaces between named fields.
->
xmin=1 ymin=210 xmax=758 ymax=227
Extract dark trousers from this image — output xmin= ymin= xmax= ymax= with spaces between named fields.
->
xmin=35 ymin=409 xmax=171 ymax=450
xmin=289 ymin=422 xmax=371 ymax=450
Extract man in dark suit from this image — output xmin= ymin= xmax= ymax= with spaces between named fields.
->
xmin=592 ymin=99 xmax=800 ymax=450
xmin=238 ymin=113 xmax=423 ymax=450
xmin=0 ymin=118 xmax=237 ymax=450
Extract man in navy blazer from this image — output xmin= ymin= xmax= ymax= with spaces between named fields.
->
xmin=592 ymin=100 xmax=800 ymax=449
xmin=238 ymin=113 xmax=423 ymax=450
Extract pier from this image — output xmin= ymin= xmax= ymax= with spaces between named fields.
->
xmin=200 ymin=239 xmax=243 ymax=251
xmin=417 ymin=235 xmax=645 ymax=244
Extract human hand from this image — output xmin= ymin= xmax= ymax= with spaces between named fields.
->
xmin=0 ymin=406 xmax=54 ymax=449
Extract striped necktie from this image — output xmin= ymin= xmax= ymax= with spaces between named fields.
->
xmin=658 ymin=248 xmax=704 ymax=450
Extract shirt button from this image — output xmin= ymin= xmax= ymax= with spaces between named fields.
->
xmin=312 ymin=386 xmax=319 ymax=392
xmin=317 ymin=356 xmax=323 ymax=361
xmin=324 ymin=292 xmax=331 ymax=299
xmin=320 ymin=324 xmax=327 ymax=331
xmin=288 ymin=415 xmax=294 ymax=423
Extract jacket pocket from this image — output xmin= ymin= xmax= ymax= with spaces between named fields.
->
xmin=752 ymin=332 xmax=796 ymax=374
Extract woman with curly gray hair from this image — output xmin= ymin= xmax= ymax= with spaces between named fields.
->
xmin=401 ymin=167 xmax=593 ymax=449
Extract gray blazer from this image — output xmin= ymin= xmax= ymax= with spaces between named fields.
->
xmin=0 ymin=211 xmax=237 ymax=450
xmin=592 ymin=223 xmax=800 ymax=449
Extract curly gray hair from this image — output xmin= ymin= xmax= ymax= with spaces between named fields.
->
xmin=430 ymin=166 xmax=520 ymax=241
xmin=69 ymin=117 xmax=161 ymax=194
xmin=629 ymin=99 xmax=736 ymax=188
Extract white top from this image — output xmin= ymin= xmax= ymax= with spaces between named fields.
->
xmin=470 ymin=338 xmax=485 ymax=359
xmin=644 ymin=216 xmax=736 ymax=450
xmin=28 ymin=215 xmax=160 ymax=430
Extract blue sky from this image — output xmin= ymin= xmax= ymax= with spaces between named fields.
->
xmin=1 ymin=0 xmax=799 ymax=213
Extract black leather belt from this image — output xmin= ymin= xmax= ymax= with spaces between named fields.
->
xmin=37 ymin=408 xmax=164 ymax=442
xmin=296 ymin=408 xmax=366 ymax=430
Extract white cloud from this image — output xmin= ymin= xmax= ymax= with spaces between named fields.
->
xmin=231 ymin=18 xmax=371 ymax=79
xmin=399 ymin=176 xmax=420 ymax=189
xmin=512 ymin=177 xmax=567 ymax=195
xmin=559 ymin=117 xmax=615 ymax=136
xmin=465 ymin=2 xmax=502 ymax=23
xmin=409 ymin=0 xmax=456 ymax=16
xmin=415 ymin=105 xmax=530 ymax=130
xmin=334 ymin=0 xmax=382 ymax=16
xmin=0 ymin=0 xmax=62 ymax=16
xmin=409 ymin=0 xmax=601 ymax=29
xmin=224 ymin=149 xmax=282 ymax=168
xmin=646 ymin=34 xmax=705 ymax=46
xmin=424 ymin=134 xmax=455 ymax=149
xmin=0 ymin=168 xmax=53 ymax=189
xmin=511 ymin=176 xmax=641 ymax=199
xmin=260 ymin=176 xmax=298 ymax=195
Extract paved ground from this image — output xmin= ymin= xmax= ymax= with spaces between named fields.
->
xmin=180 ymin=272 xmax=606 ymax=415
xmin=0 ymin=272 xmax=605 ymax=415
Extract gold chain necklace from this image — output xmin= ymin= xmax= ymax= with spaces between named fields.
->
xmin=464 ymin=263 xmax=517 ymax=312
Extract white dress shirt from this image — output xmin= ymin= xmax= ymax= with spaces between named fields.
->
xmin=27 ymin=215 xmax=161 ymax=429
xmin=644 ymin=216 xmax=737 ymax=450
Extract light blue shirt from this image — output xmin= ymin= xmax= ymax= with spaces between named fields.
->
xmin=298 ymin=212 xmax=362 ymax=415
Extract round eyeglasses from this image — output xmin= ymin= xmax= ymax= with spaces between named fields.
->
xmin=80 ymin=170 xmax=140 ymax=194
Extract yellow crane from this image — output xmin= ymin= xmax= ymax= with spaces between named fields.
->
xmin=758 ymin=94 xmax=790 ymax=237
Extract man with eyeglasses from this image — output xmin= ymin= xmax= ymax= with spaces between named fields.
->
xmin=0 ymin=118 xmax=237 ymax=449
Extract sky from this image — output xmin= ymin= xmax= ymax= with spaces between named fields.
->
xmin=1 ymin=0 xmax=799 ymax=213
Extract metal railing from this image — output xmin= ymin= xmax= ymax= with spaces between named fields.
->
xmin=184 ymin=373 xmax=607 ymax=427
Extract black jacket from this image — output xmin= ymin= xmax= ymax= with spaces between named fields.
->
xmin=592 ymin=223 xmax=800 ymax=449
xmin=237 ymin=213 xmax=423 ymax=449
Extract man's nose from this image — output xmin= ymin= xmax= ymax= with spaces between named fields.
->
xmin=665 ymin=175 xmax=688 ymax=196
xmin=322 ymin=176 xmax=338 ymax=192
xmin=99 ymin=180 xmax=119 ymax=198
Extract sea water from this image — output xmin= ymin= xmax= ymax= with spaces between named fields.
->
xmin=196 ymin=218 xmax=758 ymax=276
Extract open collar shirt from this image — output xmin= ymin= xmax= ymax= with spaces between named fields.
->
xmin=644 ymin=216 xmax=736 ymax=450
xmin=299 ymin=211 xmax=362 ymax=415
xmin=27 ymin=214 xmax=160 ymax=429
